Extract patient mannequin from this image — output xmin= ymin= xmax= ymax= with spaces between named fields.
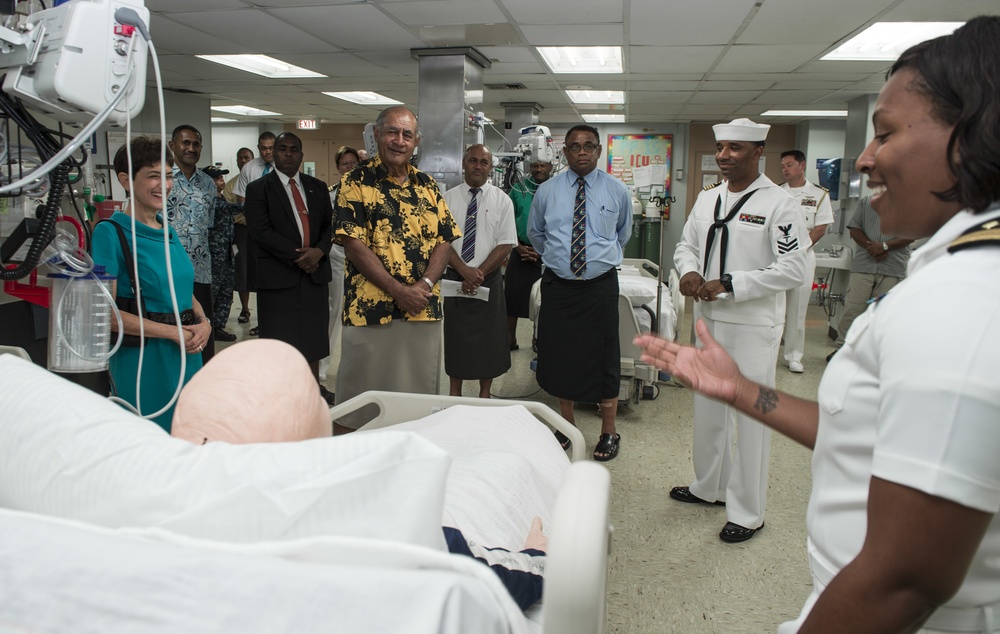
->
xmin=173 ymin=340 xmax=547 ymax=610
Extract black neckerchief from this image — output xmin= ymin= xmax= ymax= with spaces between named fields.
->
xmin=703 ymin=188 xmax=758 ymax=277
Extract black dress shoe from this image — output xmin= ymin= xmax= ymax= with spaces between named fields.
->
xmin=319 ymin=385 xmax=336 ymax=407
xmin=214 ymin=327 xmax=237 ymax=342
xmin=249 ymin=326 xmax=259 ymax=336
xmin=669 ymin=486 xmax=725 ymax=506
xmin=719 ymin=521 xmax=763 ymax=543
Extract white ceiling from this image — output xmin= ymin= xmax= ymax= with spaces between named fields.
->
xmin=144 ymin=0 xmax=996 ymax=125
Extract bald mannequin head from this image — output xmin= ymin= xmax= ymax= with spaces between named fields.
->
xmin=172 ymin=339 xmax=331 ymax=445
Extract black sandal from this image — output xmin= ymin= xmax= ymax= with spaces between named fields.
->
xmin=238 ymin=309 xmax=251 ymax=324
xmin=593 ymin=433 xmax=620 ymax=462
xmin=554 ymin=430 xmax=572 ymax=451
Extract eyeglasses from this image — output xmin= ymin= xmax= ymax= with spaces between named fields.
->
xmin=565 ymin=142 xmax=599 ymax=154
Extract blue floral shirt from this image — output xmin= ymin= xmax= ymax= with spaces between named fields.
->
xmin=167 ymin=166 xmax=216 ymax=284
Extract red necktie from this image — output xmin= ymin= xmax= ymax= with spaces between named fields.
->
xmin=289 ymin=179 xmax=310 ymax=247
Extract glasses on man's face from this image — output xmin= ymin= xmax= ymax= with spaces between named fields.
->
xmin=566 ymin=142 xmax=599 ymax=154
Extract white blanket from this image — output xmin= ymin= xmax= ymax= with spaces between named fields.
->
xmin=0 ymin=359 xmax=570 ymax=633
xmin=0 ymin=508 xmax=516 ymax=634
xmin=378 ymin=404 xmax=572 ymax=632
xmin=381 ymin=404 xmax=570 ymax=551
xmin=0 ymin=355 xmax=450 ymax=550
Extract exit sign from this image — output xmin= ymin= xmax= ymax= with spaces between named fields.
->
xmin=297 ymin=119 xmax=320 ymax=130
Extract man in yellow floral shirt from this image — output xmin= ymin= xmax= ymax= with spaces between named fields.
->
xmin=333 ymin=106 xmax=459 ymax=431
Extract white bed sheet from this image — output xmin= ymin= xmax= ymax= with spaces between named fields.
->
xmin=0 ymin=355 xmax=450 ymax=550
xmin=0 ymin=508 xmax=518 ymax=634
xmin=367 ymin=404 xmax=572 ymax=632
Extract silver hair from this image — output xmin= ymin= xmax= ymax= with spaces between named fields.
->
xmin=374 ymin=106 xmax=421 ymax=140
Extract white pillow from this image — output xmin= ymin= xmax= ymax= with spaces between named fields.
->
xmin=617 ymin=274 xmax=658 ymax=307
xmin=0 ymin=356 xmax=450 ymax=550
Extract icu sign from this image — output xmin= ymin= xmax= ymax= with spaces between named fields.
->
xmin=297 ymin=119 xmax=320 ymax=131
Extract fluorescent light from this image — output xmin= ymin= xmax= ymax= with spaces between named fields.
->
xmin=210 ymin=117 xmax=238 ymax=123
xmin=583 ymin=114 xmax=625 ymax=123
xmin=822 ymin=22 xmax=963 ymax=61
xmin=212 ymin=105 xmax=281 ymax=117
xmin=566 ymin=90 xmax=625 ymax=105
xmin=761 ymin=110 xmax=848 ymax=117
xmin=537 ymin=47 xmax=623 ymax=74
xmin=323 ymin=91 xmax=402 ymax=106
xmin=197 ymin=54 xmax=326 ymax=78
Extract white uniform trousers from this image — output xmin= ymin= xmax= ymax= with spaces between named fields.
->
xmin=318 ymin=245 xmax=345 ymax=381
xmin=689 ymin=314 xmax=781 ymax=530
xmin=783 ymin=249 xmax=816 ymax=364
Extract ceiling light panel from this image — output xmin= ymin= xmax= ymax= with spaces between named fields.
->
xmin=537 ymin=47 xmax=623 ymax=74
xmin=566 ymin=90 xmax=625 ymax=104
xmin=211 ymin=105 xmax=281 ymax=116
xmin=197 ymin=55 xmax=326 ymax=78
xmin=822 ymin=22 xmax=963 ymax=61
xmin=323 ymin=91 xmax=403 ymax=106
xmin=583 ymin=114 xmax=625 ymax=123
xmin=761 ymin=110 xmax=848 ymax=117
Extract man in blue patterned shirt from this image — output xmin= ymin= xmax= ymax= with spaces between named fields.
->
xmin=168 ymin=124 xmax=218 ymax=362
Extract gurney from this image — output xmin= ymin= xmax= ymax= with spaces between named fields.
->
xmin=528 ymin=258 xmax=683 ymax=405
xmin=0 ymin=354 xmax=612 ymax=634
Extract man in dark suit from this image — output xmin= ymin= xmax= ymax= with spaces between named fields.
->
xmin=244 ymin=132 xmax=334 ymax=399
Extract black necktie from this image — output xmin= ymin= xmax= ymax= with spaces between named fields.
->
xmin=702 ymin=189 xmax=758 ymax=277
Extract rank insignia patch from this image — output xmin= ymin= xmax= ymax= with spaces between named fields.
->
xmin=739 ymin=213 xmax=766 ymax=225
xmin=777 ymin=224 xmax=799 ymax=253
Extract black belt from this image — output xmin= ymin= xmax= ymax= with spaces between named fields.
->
xmin=703 ymin=189 xmax=758 ymax=278
xmin=543 ymin=266 xmax=615 ymax=285
xmin=116 ymin=296 xmax=196 ymax=347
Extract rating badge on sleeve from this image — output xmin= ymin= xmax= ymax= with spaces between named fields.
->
xmin=777 ymin=224 xmax=799 ymax=254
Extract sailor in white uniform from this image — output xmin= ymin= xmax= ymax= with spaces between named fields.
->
xmin=779 ymin=150 xmax=834 ymax=373
xmin=671 ymin=118 xmax=809 ymax=542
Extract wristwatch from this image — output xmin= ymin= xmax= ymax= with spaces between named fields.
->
xmin=720 ymin=273 xmax=734 ymax=293
xmin=882 ymin=241 xmax=889 ymax=251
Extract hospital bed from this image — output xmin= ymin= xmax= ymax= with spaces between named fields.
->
xmin=529 ymin=258 xmax=683 ymax=405
xmin=0 ymin=354 xmax=612 ymax=634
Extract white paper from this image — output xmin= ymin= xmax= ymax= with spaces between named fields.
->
xmin=440 ymin=279 xmax=490 ymax=302
xmin=631 ymin=165 xmax=652 ymax=188
xmin=700 ymin=154 xmax=717 ymax=171
xmin=649 ymin=164 xmax=667 ymax=185
xmin=702 ymin=174 xmax=720 ymax=188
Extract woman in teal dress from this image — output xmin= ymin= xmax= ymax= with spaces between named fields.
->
xmin=92 ymin=137 xmax=211 ymax=432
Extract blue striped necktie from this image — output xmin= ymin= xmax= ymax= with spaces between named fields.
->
xmin=462 ymin=187 xmax=481 ymax=263
xmin=570 ymin=177 xmax=587 ymax=277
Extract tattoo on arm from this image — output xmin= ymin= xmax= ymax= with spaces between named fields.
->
xmin=754 ymin=387 xmax=779 ymax=415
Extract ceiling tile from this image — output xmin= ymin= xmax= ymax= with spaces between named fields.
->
xmin=737 ymin=0 xmax=896 ymax=45
xmin=714 ymin=43 xmax=831 ymax=74
xmin=268 ymin=5 xmax=426 ymax=50
xmin=689 ymin=90 xmax=763 ymax=105
xmin=519 ymin=23 xmax=623 ymax=46
xmin=627 ymin=91 xmax=692 ymax=104
xmin=150 ymin=15 xmax=248 ymax=55
xmin=630 ymin=0 xmax=759 ymax=46
xmin=380 ymin=0 xmax=507 ymax=27
xmin=501 ymin=0 xmax=622 ymax=24
xmin=628 ymin=46 xmax=725 ymax=75
xmin=167 ymin=9 xmax=334 ymax=55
